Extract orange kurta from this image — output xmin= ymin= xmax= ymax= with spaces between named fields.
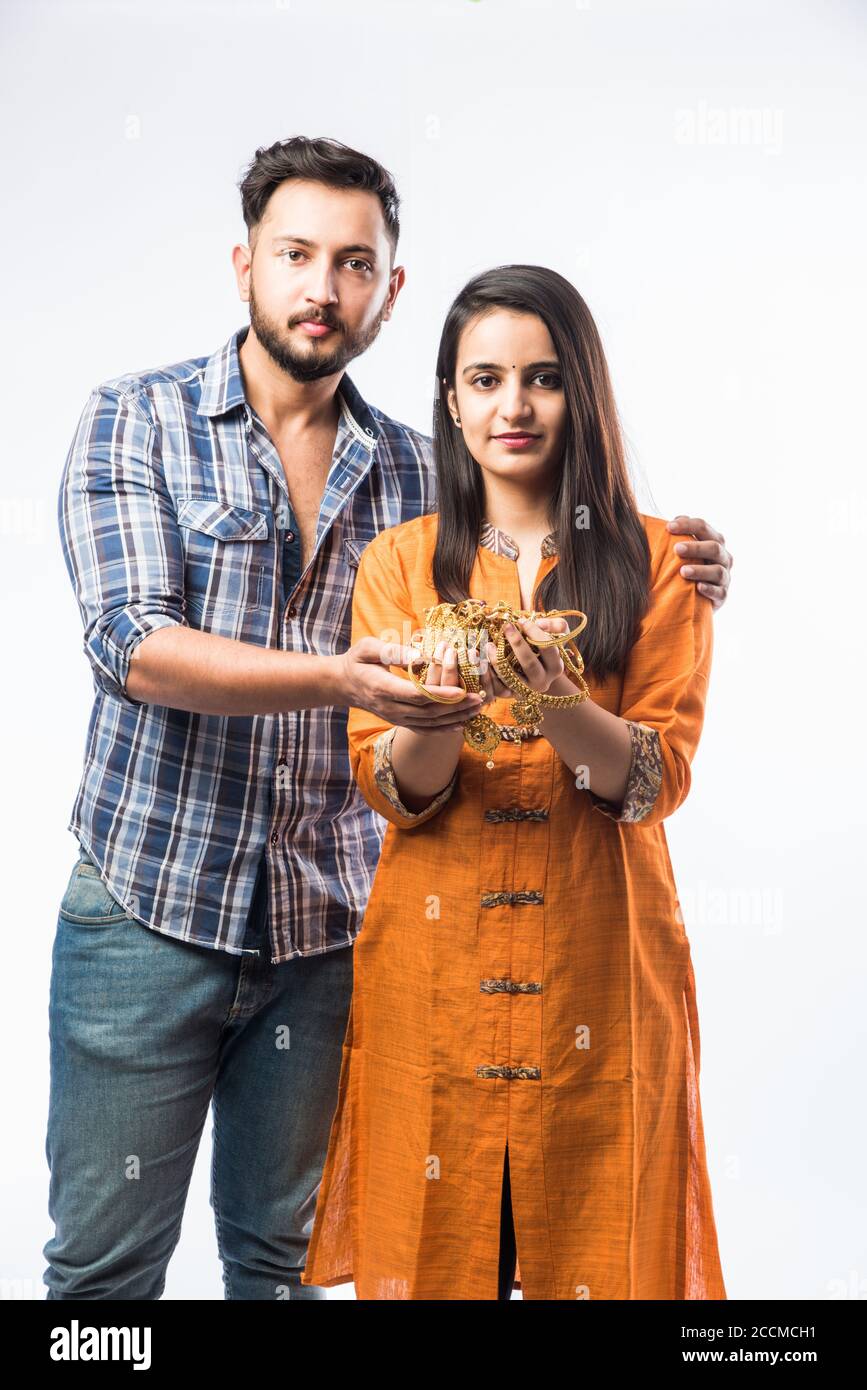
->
xmin=301 ymin=510 xmax=726 ymax=1300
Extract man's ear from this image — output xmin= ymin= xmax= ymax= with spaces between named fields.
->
xmin=382 ymin=263 xmax=406 ymax=321
xmin=231 ymin=243 xmax=252 ymax=301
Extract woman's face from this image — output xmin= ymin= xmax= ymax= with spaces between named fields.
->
xmin=446 ymin=308 xmax=567 ymax=497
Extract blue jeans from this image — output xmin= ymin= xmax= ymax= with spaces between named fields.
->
xmin=42 ymin=846 xmax=354 ymax=1300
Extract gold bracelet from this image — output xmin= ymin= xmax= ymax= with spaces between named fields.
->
xmin=406 ymin=599 xmax=590 ymax=766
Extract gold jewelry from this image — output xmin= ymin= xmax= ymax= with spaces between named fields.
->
xmin=406 ymin=599 xmax=590 ymax=766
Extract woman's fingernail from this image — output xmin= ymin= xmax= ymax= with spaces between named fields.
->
xmin=674 ymin=543 xmax=687 ymax=553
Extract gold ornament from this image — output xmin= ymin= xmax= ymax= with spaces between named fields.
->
xmin=406 ymin=599 xmax=590 ymax=764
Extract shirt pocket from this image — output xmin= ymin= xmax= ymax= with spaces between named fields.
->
xmin=342 ymin=534 xmax=376 ymax=569
xmin=178 ymin=495 xmax=271 ymax=621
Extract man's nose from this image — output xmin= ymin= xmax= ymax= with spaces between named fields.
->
xmin=304 ymin=263 xmax=339 ymax=305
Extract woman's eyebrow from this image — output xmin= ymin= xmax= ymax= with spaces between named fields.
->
xmin=461 ymin=359 xmax=561 ymax=377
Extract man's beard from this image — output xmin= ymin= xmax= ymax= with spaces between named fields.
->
xmin=248 ymin=282 xmax=388 ymax=383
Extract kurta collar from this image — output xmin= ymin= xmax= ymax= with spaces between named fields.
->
xmin=479 ymin=520 xmax=557 ymax=559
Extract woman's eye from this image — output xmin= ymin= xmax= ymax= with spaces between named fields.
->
xmin=471 ymin=372 xmax=561 ymax=389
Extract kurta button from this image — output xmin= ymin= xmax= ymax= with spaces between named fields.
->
xmin=481 ymin=890 xmax=544 ymax=907
xmin=480 ymin=978 xmax=542 ymax=994
xmin=475 ymin=1064 xmax=542 ymax=1080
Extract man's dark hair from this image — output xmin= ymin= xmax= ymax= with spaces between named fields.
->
xmin=238 ymin=135 xmax=400 ymax=257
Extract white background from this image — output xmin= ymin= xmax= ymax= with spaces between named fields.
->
xmin=2 ymin=0 xmax=865 ymax=1301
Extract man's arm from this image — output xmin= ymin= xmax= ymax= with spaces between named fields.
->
xmin=126 ymin=626 xmax=485 ymax=723
xmin=58 ymin=383 xmax=332 ymax=716
xmin=666 ymin=515 xmax=732 ymax=609
xmin=126 ymin=625 xmax=347 ymax=713
xmin=59 ymin=384 xmax=483 ymax=725
xmin=127 ymin=504 xmax=735 ymax=714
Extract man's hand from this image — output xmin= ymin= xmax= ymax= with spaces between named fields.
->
xmin=666 ymin=515 xmax=733 ymax=610
xmin=339 ymin=636 xmax=487 ymax=730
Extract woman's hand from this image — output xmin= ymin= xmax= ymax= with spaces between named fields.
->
xmin=417 ymin=638 xmax=495 ymax=731
xmin=479 ymin=617 xmax=572 ymax=700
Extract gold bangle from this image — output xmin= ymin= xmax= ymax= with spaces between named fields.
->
xmin=405 ymin=599 xmax=590 ymax=765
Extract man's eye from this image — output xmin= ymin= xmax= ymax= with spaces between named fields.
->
xmin=278 ymin=249 xmax=304 ymax=261
xmin=345 ymin=258 xmax=372 ymax=272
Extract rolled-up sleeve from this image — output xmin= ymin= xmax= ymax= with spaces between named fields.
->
xmin=587 ymin=525 xmax=714 ymax=828
xmin=57 ymin=385 xmax=187 ymax=706
xmin=347 ymin=534 xmax=459 ymax=830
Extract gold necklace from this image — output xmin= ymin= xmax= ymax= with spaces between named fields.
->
xmin=406 ymin=598 xmax=590 ymax=766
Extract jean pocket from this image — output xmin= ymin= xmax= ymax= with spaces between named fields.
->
xmin=59 ymin=858 xmax=131 ymax=925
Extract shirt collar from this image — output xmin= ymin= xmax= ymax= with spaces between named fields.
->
xmin=479 ymin=520 xmax=558 ymax=559
xmin=198 ymin=326 xmax=249 ymax=418
xmin=197 ymin=324 xmax=380 ymax=450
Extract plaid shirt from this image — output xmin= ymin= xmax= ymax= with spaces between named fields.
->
xmin=58 ymin=325 xmax=435 ymax=963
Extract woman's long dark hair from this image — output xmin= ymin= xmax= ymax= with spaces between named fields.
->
xmin=430 ymin=264 xmax=650 ymax=679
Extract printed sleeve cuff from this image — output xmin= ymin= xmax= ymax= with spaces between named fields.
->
xmin=372 ymin=726 xmax=458 ymax=822
xmin=588 ymin=720 xmax=663 ymax=823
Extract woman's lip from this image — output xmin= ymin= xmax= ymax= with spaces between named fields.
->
xmin=494 ymin=433 xmax=541 ymax=447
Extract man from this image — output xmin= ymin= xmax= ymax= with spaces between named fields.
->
xmin=45 ymin=135 xmax=733 ymax=1300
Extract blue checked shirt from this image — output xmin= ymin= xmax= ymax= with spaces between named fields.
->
xmin=58 ymin=325 xmax=436 ymax=963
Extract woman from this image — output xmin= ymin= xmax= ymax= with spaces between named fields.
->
xmin=301 ymin=265 xmax=726 ymax=1301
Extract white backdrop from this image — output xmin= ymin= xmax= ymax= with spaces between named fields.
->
xmin=2 ymin=0 xmax=865 ymax=1301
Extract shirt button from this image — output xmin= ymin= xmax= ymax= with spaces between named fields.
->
xmin=286 ymin=531 xmax=294 ymax=542
xmin=270 ymin=831 xmax=278 ymax=845
xmin=287 ymin=604 xmax=297 ymax=618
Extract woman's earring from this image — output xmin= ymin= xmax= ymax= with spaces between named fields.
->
xmin=454 ymin=415 xmax=461 ymax=427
